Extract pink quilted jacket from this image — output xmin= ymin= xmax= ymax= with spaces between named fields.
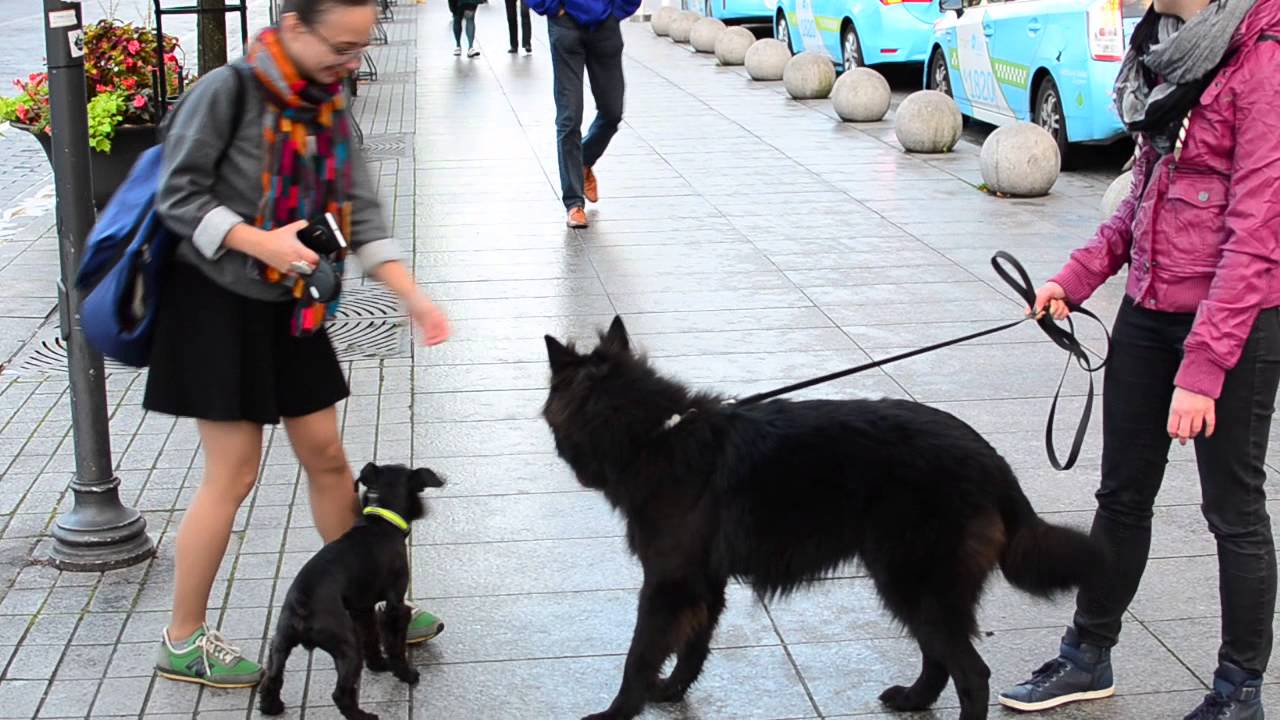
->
xmin=1053 ymin=0 xmax=1280 ymax=399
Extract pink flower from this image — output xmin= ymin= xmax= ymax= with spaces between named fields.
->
xmin=96 ymin=83 xmax=113 ymax=93
xmin=127 ymin=40 xmax=140 ymax=54
xmin=163 ymin=53 xmax=177 ymax=64
xmin=132 ymin=94 xmax=146 ymax=109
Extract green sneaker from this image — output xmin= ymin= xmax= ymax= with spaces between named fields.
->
xmin=155 ymin=625 xmax=264 ymax=688
xmin=406 ymin=604 xmax=444 ymax=645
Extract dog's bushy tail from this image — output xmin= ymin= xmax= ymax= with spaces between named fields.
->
xmin=998 ymin=476 xmax=1103 ymax=598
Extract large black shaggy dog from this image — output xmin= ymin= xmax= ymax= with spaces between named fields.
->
xmin=541 ymin=317 xmax=1104 ymax=720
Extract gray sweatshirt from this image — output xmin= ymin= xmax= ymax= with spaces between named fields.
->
xmin=156 ymin=60 xmax=400 ymax=302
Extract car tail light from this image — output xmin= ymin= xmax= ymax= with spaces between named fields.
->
xmin=1089 ymin=0 xmax=1124 ymax=61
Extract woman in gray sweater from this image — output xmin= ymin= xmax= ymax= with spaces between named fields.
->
xmin=147 ymin=0 xmax=449 ymax=688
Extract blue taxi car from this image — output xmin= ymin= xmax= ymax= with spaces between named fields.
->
xmin=772 ymin=0 xmax=942 ymax=72
xmin=685 ymin=0 xmax=776 ymax=23
xmin=926 ymin=0 xmax=1149 ymax=157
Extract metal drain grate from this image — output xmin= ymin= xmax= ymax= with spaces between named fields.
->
xmin=4 ymin=285 xmax=410 ymax=379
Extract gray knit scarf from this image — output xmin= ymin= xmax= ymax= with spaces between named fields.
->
xmin=1114 ymin=0 xmax=1255 ymax=153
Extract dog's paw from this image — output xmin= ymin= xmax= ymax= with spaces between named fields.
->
xmin=878 ymin=685 xmax=933 ymax=712
xmin=365 ymin=656 xmax=388 ymax=673
xmin=258 ymin=696 xmax=286 ymax=716
xmin=393 ymin=667 xmax=420 ymax=685
xmin=649 ymin=678 xmax=688 ymax=704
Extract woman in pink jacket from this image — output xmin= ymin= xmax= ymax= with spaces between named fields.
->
xmin=998 ymin=0 xmax=1280 ymax=717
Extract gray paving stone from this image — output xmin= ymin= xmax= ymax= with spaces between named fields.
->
xmin=71 ymin=609 xmax=126 ymax=645
xmin=53 ymin=644 xmax=113 ymax=680
xmin=88 ymin=675 xmax=151 ymax=715
xmin=0 ymin=613 xmax=30 ymax=645
xmin=0 ymin=586 xmax=49 ymax=615
xmin=36 ymin=679 xmax=99 ymax=718
xmin=0 ymin=679 xmax=47 ymax=719
xmin=24 ymin=612 xmax=78 ymax=646
xmin=105 ymin=641 xmax=157 ymax=678
xmin=140 ymin=677 xmax=201 ymax=716
xmin=5 ymin=640 xmax=63 ymax=679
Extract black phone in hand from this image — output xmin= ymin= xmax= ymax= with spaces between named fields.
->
xmin=297 ymin=213 xmax=348 ymax=255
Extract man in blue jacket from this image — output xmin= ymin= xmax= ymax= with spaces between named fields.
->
xmin=527 ymin=0 xmax=641 ymax=228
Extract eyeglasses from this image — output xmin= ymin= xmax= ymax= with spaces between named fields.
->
xmin=306 ymin=25 xmax=369 ymax=59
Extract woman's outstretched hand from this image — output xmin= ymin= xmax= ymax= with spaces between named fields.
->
xmin=407 ymin=292 xmax=450 ymax=346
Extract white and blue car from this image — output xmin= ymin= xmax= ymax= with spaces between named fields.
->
xmin=773 ymin=0 xmax=943 ymax=72
xmin=926 ymin=0 xmax=1149 ymax=156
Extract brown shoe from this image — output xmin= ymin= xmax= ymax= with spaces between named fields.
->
xmin=583 ymin=167 xmax=599 ymax=204
xmin=567 ymin=207 xmax=588 ymax=228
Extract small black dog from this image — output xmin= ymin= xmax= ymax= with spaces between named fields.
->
xmin=259 ymin=463 xmax=444 ymax=720
xmin=542 ymin=317 xmax=1104 ymax=720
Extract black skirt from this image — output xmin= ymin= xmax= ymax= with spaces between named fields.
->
xmin=143 ymin=260 xmax=350 ymax=425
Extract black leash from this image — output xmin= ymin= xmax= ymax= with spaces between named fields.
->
xmin=731 ymin=251 xmax=1110 ymax=471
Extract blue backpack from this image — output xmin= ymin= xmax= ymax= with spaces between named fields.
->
xmin=76 ymin=66 xmax=248 ymax=367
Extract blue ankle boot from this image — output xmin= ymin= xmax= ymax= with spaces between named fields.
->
xmin=1184 ymin=661 xmax=1264 ymax=720
xmin=999 ymin=627 xmax=1116 ymax=712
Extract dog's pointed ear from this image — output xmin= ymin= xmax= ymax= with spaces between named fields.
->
xmin=545 ymin=335 xmax=576 ymax=373
xmin=356 ymin=462 xmax=378 ymax=488
xmin=601 ymin=315 xmax=630 ymax=354
xmin=410 ymin=468 xmax=445 ymax=492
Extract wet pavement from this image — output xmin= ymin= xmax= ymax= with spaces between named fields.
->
xmin=0 ymin=1 xmax=1275 ymax=718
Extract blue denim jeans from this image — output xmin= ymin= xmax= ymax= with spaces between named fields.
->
xmin=547 ymin=14 xmax=624 ymax=210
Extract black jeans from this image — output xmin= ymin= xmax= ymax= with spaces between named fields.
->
xmin=547 ymin=14 xmax=624 ymax=210
xmin=1073 ymin=297 xmax=1280 ymax=676
xmin=506 ymin=0 xmax=532 ymax=49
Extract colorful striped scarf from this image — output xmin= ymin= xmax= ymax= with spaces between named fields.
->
xmin=247 ymin=28 xmax=353 ymax=336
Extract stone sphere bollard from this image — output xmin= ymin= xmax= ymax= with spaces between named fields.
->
xmin=668 ymin=10 xmax=700 ymax=43
xmin=1101 ymin=169 xmax=1134 ymax=216
xmin=652 ymin=6 xmax=678 ymax=36
xmin=783 ymin=51 xmax=836 ymax=100
xmin=894 ymin=90 xmax=963 ymax=153
xmin=831 ymin=67 xmax=891 ymax=122
xmin=979 ymin=122 xmax=1062 ymax=197
xmin=744 ymin=38 xmax=791 ymax=81
xmin=690 ymin=17 xmax=726 ymax=53
xmin=715 ymin=26 xmax=755 ymax=66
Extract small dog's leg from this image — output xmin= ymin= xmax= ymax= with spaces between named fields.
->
xmin=259 ymin=626 xmax=300 ymax=716
xmin=378 ymin=602 xmax=420 ymax=685
xmin=652 ymin=583 xmax=726 ymax=704
xmin=352 ymin=608 xmax=387 ymax=673
xmin=330 ymin=641 xmax=378 ymax=720
xmin=584 ymin=580 xmax=687 ymax=720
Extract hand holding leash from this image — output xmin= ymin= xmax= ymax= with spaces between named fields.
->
xmin=734 ymin=252 xmax=1111 ymax=471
